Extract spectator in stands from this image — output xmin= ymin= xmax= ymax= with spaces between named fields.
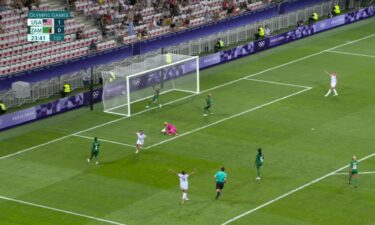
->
xmin=214 ymin=38 xmax=224 ymax=52
xmin=309 ymin=12 xmax=318 ymax=25
xmin=149 ymin=16 xmax=159 ymax=29
xmin=128 ymin=21 xmax=135 ymax=36
xmin=240 ymin=1 xmax=247 ymax=11
xmin=205 ymin=9 xmax=213 ymax=22
xmin=223 ymin=0 xmax=230 ymax=10
xmin=134 ymin=12 xmax=142 ymax=26
xmin=76 ymin=29 xmax=84 ymax=40
xmin=0 ymin=101 xmax=6 ymax=114
xmin=61 ymin=82 xmax=71 ymax=98
xmin=102 ymin=27 xmax=109 ymax=39
xmin=141 ymin=27 xmax=149 ymax=38
xmin=255 ymin=25 xmax=265 ymax=40
xmin=176 ymin=18 xmax=183 ymax=29
xmin=89 ymin=40 xmax=97 ymax=52
xmin=170 ymin=18 xmax=177 ymax=31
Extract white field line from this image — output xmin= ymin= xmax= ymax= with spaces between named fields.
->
xmin=0 ymin=195 xmax=126 ymax=225
xmin=220 ymin=153 xmax=375 ymax=225
xmin=73 ymin=134 xmax=136 ymax=148
xmin=2 ymin=33 xmax=373 ymax=161
xmin=0 ymin=33 xmax=373 ymax=225
xmin=244 ymin=78 xmax=312 ymax=89
xmin=144 ymin=87 xmax=311 ymax=149
xmin=334 ymin=171 xmax=375 ymax=175
xmin=0 ymin=135 xmax=72 ymax=160
xmin=327 ymin=50 xmax=375 ymax=58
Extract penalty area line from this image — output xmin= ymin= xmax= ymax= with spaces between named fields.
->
xmin=326 ymin=50 xmax=375 ymax=58
xmin=220 ymin=152 xmax=375 ymax=225
xmin=333 ymin=171 xmax=375 ymax=175
xmin=0 ymin=195 xmax=126 ymax=225
xmin=73 ymin=134 xmax=136 ymax=148
xmin=244 ymin=78 xmax=312 ymax=89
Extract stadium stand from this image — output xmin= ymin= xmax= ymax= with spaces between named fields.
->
xmin=0 ymin=0 xmax=270 ymax=76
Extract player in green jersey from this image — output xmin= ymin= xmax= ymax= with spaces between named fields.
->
xmin=146 ymin=87 xmax=162 ymax=108
xmin=348 ymin=155 xmax=358 ymax=188
xmin=255 ymin=148 xmax=264 ymax=180
xmin=203 ymin=94 xmax=212 ymax=116
xmin=87 ymin=137 xmax=100 ymax=165
xmin=214 ymin=166 xmax=227 ymax=199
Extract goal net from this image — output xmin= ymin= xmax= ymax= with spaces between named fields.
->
xmin=101 ymin=53 xmax=200 ymax=116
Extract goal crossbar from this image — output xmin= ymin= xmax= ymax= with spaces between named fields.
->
xmin=102 ymin=54 xmax=200 ymax=117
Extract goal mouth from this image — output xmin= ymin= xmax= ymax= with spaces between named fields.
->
xmin=102 ymin=54 xmax=200 ymax=116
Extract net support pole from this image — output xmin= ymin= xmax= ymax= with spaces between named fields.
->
xmin=126 ymin=75 xmax=131 ymax=117
xmin=196 ymin=57 xmax=200 ymax=94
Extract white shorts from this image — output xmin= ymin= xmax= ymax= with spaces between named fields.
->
xmin=136 ymin=140 xmax=144 ymax=145
xmin=180 ymin=182 xmax=188 ymax=190
xmin=331 ymin=82 xmax=336 ymax=88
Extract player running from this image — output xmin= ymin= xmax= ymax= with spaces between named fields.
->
xmin=255 ymin=148 xmax=264 ymax=180
xmin=146 ymin=87 xmax=162 ymax=108
xmin=87 ymin=137 xmax=100 ymax=165
xmin=324 ymin=70 xmax=338 ymax=97
xmin=203 ymin=93 xmax=213 ymax=116
xmin=170 ymin=169 xmax=196 ymax=203
xmin=162 ymin=122 xmax=178 ymax=135
xmin=135 ymin=130 xmax=146 ymax=154
xmin=214 ymin=166 xmax=227 ymax=199
xmin=348 ymin=155 xmax=359 ymax=188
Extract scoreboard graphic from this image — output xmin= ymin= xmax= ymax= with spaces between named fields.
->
xmin=27 ymin=11 xmax=70 ymax=42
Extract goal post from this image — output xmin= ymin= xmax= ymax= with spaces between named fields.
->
xmin=102 ymin=54 xmax=200 ymax=116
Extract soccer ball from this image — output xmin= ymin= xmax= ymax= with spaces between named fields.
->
xmin=161 ymin=128 xmax=166 ymax=133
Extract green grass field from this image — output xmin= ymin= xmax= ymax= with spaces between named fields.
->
xmin=1 ymin=17 xmax=375 ymax=225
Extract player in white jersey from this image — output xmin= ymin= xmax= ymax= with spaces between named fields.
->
xmin=135 ymin=130 xmax=146 ymax=154
xmin=324 ymin=70 xmax=338 ymax=97
xmin=170 ymin=169 xmax=196 ymax=203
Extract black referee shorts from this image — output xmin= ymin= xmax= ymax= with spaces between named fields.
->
xmin=216 ymin=181 xmax=225 ymax=190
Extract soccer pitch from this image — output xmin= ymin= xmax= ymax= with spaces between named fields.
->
xmin=1 ymin=18 xmax=375 ymax=225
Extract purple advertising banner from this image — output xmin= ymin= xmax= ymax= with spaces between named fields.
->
xmin=0 ymin=107 xmax=36 ymax=130
xmin=313 ymin=15 xmax=346 ymax=33
xmin=220 ymin=42 xmax=255 ymax=61
xmin=200 ymin=53 xmax=221 ymax=68
xmin=346 ymin=5 xmax=375 ymax=23
xmin=36 ymin=94 xmax=85 ymax=118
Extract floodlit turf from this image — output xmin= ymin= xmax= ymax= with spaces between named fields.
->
xmin=1 ymin=18 xmax=375 ymax=225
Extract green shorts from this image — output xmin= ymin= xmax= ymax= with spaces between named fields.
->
xmin=256 ymin=163 xmax=263 ymax=169
xmin=351 ymin=170 xmax=358 ymax=175
xmin=152 ymin=96 xmax=159 ymax=101
xmin=91 ymin=151 xmax=99 ymax=157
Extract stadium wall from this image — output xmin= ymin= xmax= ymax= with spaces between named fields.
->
xmin=0 ymin=0 xmax=328 ymax=91
xmin=0 ymin=6 xmax=374 ymax=131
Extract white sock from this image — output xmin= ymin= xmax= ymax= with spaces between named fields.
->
xmin=325 ymin=89 xmax=331 ymax=96
xmin=333 ymin=89 xmax=338 ymax=95
xmin=182 ymin=193 xmax=187 ymax=199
